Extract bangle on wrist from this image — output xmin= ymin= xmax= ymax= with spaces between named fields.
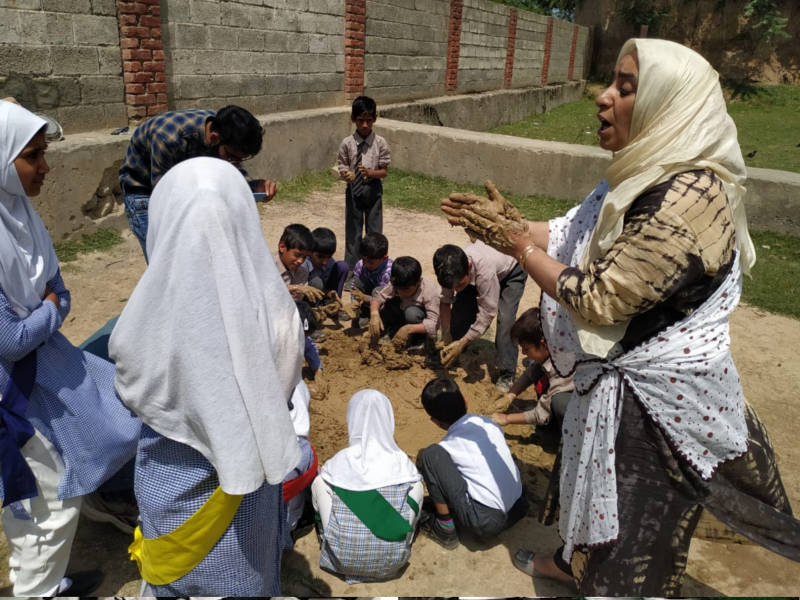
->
xmin=518 ymin=243 xmax=537 ymax=265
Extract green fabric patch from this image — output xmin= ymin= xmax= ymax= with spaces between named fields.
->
xmin=332 ymin=486 xmax=413 ymax=541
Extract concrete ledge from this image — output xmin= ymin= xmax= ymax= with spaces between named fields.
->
xmin=31 ymin=88 xmax=800 ymax=240
xmin=380 ymin=81 xmax=585 ymax=131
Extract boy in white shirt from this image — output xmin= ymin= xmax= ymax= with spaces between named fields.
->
xmin=416 ymin=377 xmax=527 ymax=549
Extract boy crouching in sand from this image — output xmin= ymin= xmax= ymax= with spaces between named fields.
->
xmin=368 ymin=256 xmax=441 ymax=350
xmin=416 ymin=378 xmax=527 ymax=549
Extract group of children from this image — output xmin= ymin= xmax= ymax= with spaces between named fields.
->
xmin=266 ymin=94 xmax=577 ymax=582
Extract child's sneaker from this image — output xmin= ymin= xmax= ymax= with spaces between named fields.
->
xmin=419 ymin=510 xmax=459 ymax=550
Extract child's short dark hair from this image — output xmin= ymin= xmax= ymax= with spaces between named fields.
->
xmin=311 ymin=227 xmax=337 ymax=256
xmin=359 ymin=232 xmax=388 ymax=260
xmin=421 ymin=377 xmax=467 ymax=425
xmin=280 ymin=224 xmax=313 ymax=252
xmin=433 ymin=244 xmax=469 ymax=289
xmin=351 ymin=96 xmax=377 ymax=120
xmin=510 ymin=307 xmax=545 ymax=346
xmin=390 ymin=256 xmax=422 ymax=289
xmin=209 ymin=105 xmax=263 ymax=157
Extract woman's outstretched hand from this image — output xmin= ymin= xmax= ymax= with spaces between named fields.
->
xmin=441 ymin=180 xmax=528 ymax=255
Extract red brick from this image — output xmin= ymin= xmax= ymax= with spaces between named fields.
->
xmin=140 ymin=39 xmax=163 ymax=50
xmin=147 ymin=82 xmax=167 ymax=93
xmin=123 ymin=61 xmax=142 ymax=72
xmin=142 ymin=60 xmax=164 ymax=72
xmin=153 ymin=49 xmax=165 ymax=60
xmin=119 ymin=14 xmax=137 ymax=26
xmin=156 ymin=93 xmax=167 ymax=103
xmin=150 ymin=27 xmax=161 ymax=37
xmin=149 ymin=5 xmax=159 ymax=16
xmin=117 ymin=2 xmax=146 ymax=14
xmin=120 ymin=38 xmax=140 ymax=49
xmin=154 ymin=71 xmax=165 ymax=82
xmin=121 ymin=26 xmax=150 ymax=38
xmin=125 ymin=83 xmax=145 ymax=94
xmin=140 ymin=15 xmax=161 ymax=28
xmin=122 ymin=48 xmax=152 ymax=61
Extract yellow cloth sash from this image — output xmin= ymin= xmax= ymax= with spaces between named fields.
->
xmin=128 ymin=486 xmax=243 ymax=585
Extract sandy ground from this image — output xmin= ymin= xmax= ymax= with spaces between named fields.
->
xmin=1 ymin=182 xmax=799 ymax=596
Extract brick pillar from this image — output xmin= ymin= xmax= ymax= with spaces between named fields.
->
xmin=567 ymin=24 xmax=579 ymax=80
xmin=344 ymin=0 xmax=366 ymax=100
xmin=116 ymin=0 xmax=167 ymax=123
xmin=445 ymin=0 xmax=463 ymax=93
xmin=541 ymin=16 xmax=553 ymax=85
xmin=504 ymin=8 xmax=518 ymax=88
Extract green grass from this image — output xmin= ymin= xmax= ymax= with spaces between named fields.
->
xmin=268 ymin=169 xmax=339 ymax=204
xmin=53 ymin=228 xmax=123 ymax=263
xmin=743 ymin=230 xmax=800 ymax=318
xmin=489 ymin=84 xmax=800 ymax=174
xmin=383 ymin=168 xmax=577 ymax=220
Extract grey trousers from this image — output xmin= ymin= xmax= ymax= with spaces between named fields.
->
xmin=416 ymin=443 xmax=526 ymax=539
xmin=344 ymin=185 xmax=383 ymax=268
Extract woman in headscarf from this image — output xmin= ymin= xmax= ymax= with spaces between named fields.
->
xmin=0 ymin=100 xmax=140 ymax=597
xmin=311 ymin=389 xmax=423 ymax=583
xmin=442 ymin=39 xmax=800 ymax=595
xmin=109 ymin=157 xmax=304 ymax=595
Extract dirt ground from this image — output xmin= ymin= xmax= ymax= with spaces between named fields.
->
xmin=2 ymin=182 xmax=799 ymax=596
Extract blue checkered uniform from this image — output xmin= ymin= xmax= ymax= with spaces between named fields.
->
xmin=136 ymin=424 xmax=286 ymax=596
xmin=0 ymin=271 xmax=140 ymax=501
xmin=319 ymin=483 xmax=416 ymax=584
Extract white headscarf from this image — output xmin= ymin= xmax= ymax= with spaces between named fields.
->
xmin=0 ymin=100 xmax=58 ymax=317
xmin=109 ymin=157 xmax=303 ymax=494
xmin=576 ymin=39 xmax=756 ymax=357
xmin=320 ymin=389 xmax=420 ymax=491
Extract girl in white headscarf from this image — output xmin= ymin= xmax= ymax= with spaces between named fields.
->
xmin=311 ymin=389 xmax=423 ymax=583
xmin=0 ymin=100 xmax=140 ymax=597
xmin=109 ymin=156 xmax=303 ymax=596
xmin=443 ymin=40 xmax=799 ymax=595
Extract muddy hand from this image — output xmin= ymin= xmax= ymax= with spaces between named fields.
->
xmin=441 ymin=180 xmax=527 ymax=254
xmin=369 ymin=313 xmax=384 ymax=339
xmin=294 ymin=284 xmax=324 ymax=303
xmin=492 ymin=391 xmax=517 ymax=413
xmin=392 ymin=324 xmax=415 ymax=350
xmin=350 ymin=288 xmax=371 ymax=304
xmin=440 ymin=340 xmax=464 ymax=368
xmin=309 ymin=373 xmax=328 ymax=401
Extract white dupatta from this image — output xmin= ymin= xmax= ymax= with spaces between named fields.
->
xmin=110 ymin=157 xmax=303 ymax=494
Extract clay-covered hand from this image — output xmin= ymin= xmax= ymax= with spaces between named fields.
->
xmin=342 ymin=169 xmax=356 ymax=183
xmin=440 ymin=339 xmax=465 ymax=367
xmin=308 ymin=372 xmax=328 ymax=401
xmin=294 ymin=284 xmax=324 ymax=303
xmin=349 ymin=287 xmax=372 ymax=305
xmin=358 ymin=164 xmax=370 ymax=179
xmin=369 ymin=312 xmax=384 ymax=338
xmin=392 ymin=324 xmax=415 ymax=350
xmin=322 ymin=292 xmax=342 ymax=317
xmin=492 ymin=391 xmax=517 ymax=412
xmin=441 ymin=180 xmax=528 ymax=254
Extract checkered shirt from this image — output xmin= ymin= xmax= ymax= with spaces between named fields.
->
xmin=318 ymin=482 xmax=416 ymax=584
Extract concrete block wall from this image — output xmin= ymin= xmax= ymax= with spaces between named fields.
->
xmin=364 ymin=0 xmax=449 ymax=102
xmin=457 ymin=0 xmax=508 ymax=93
xmin=0 ymin=0 xmax=126 ymax=133
xmin=547 ymin=16 xmax=573 ymax=83
xmin=163 ymin=0 xmax=346 ymax=114
xmin=510 ymin=10 xmax=548 ymax=87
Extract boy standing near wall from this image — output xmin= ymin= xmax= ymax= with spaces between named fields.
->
xmin=337 ymin=96 xmax=391 ymax=268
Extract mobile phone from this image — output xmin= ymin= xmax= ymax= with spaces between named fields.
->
xmin=253 ymin=192 xmax=268 ymax=202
